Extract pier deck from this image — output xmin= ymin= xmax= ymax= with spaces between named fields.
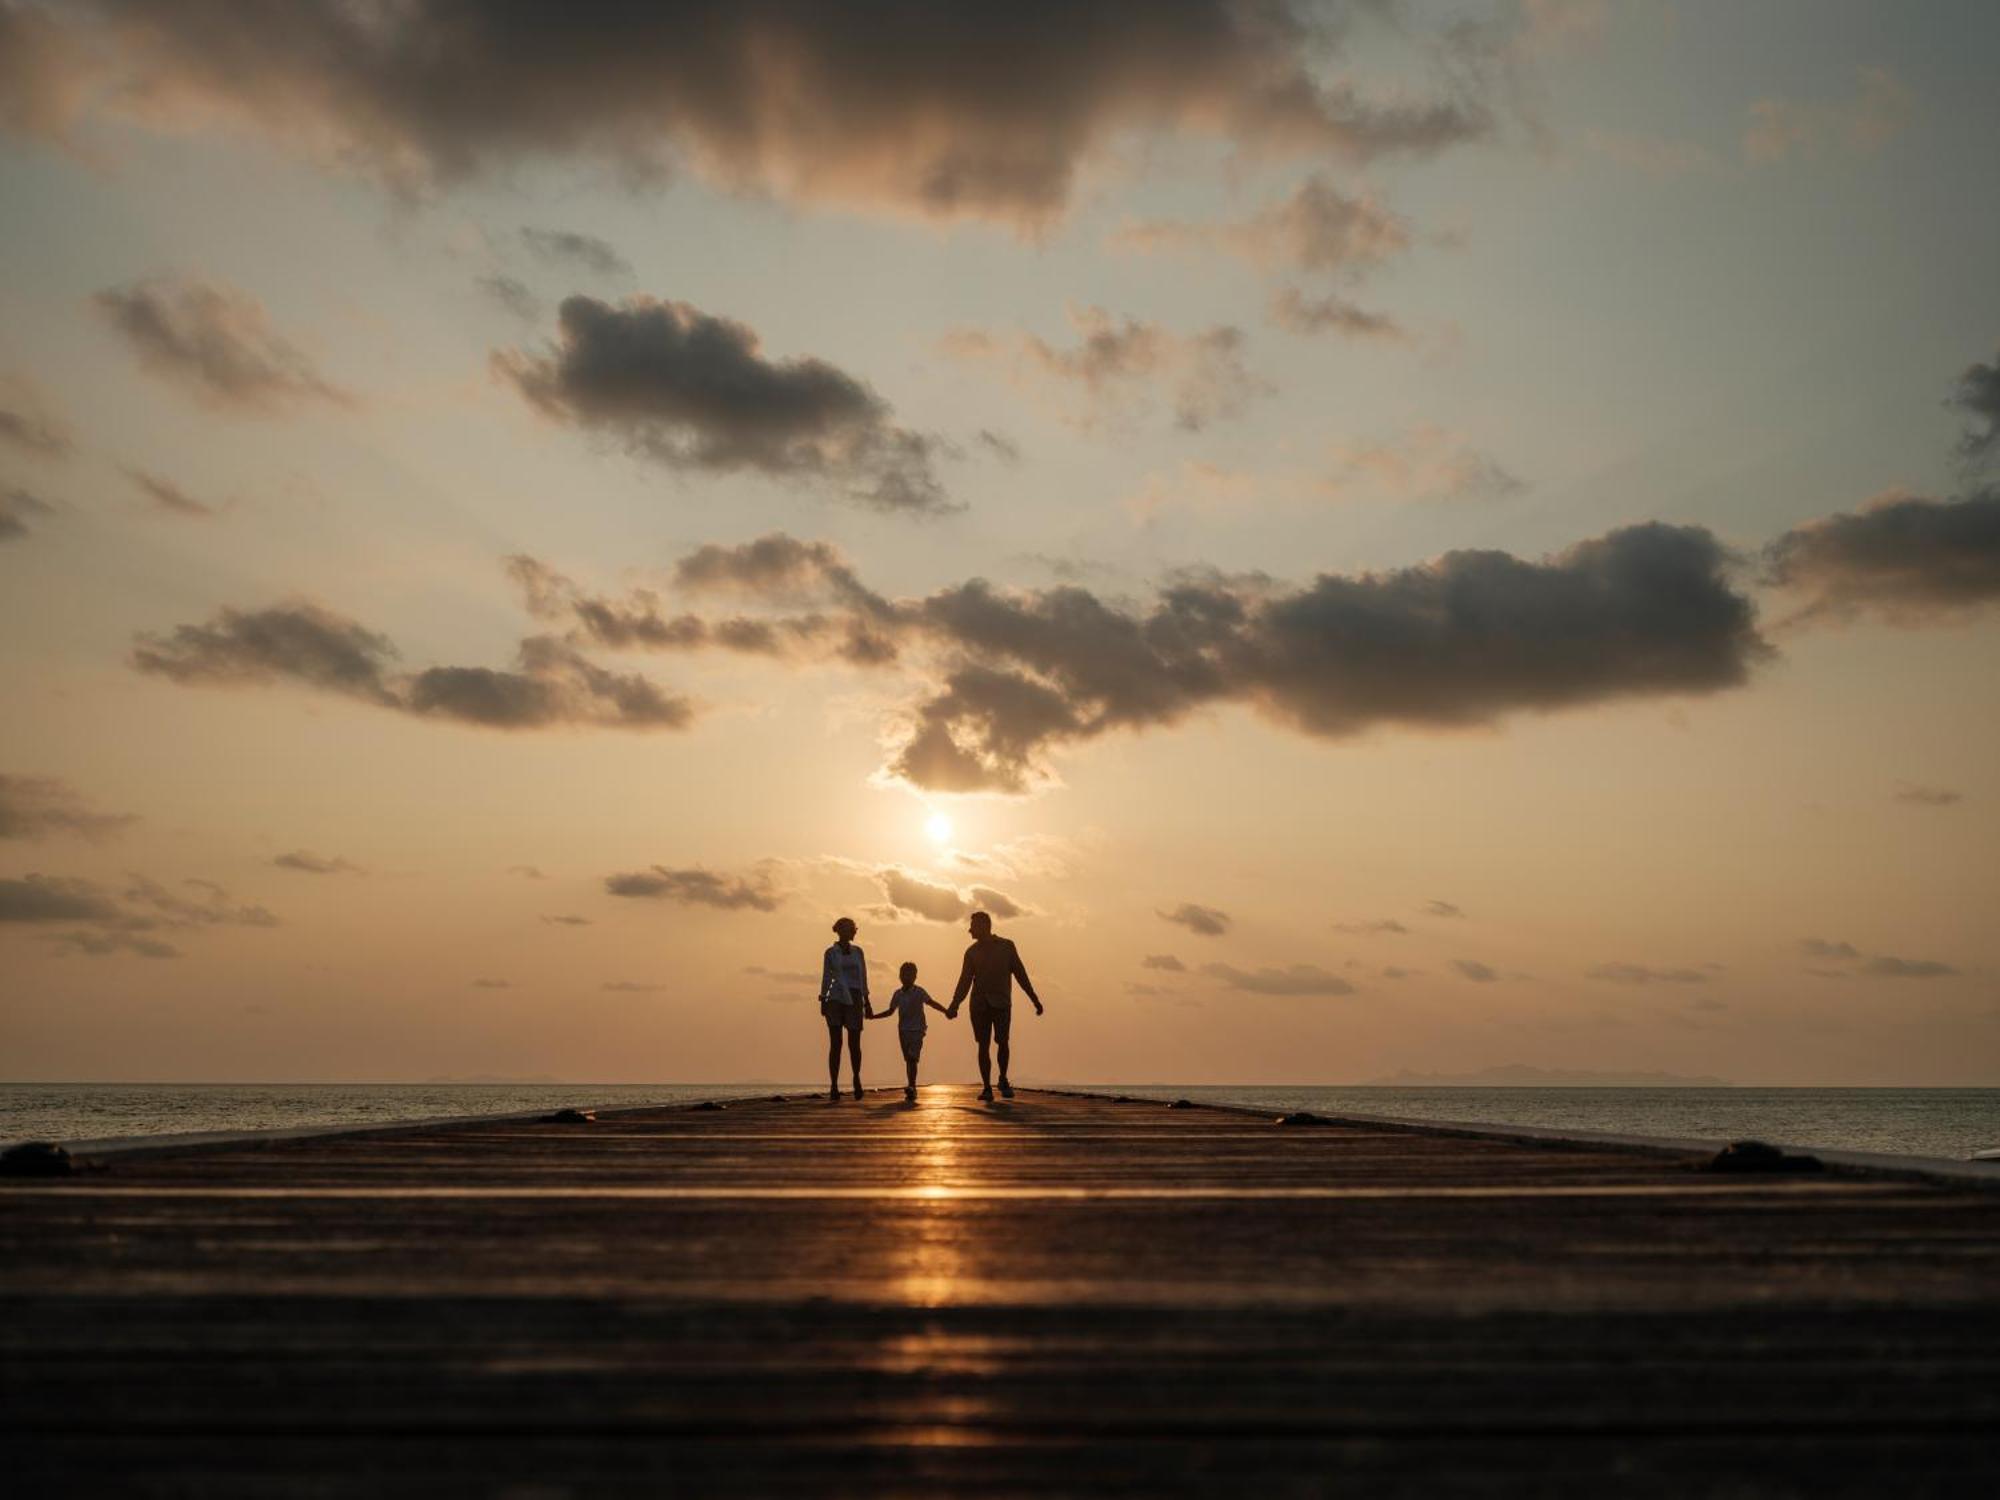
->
xmin=4 ymin=1086 xmax=1998 ymax=1495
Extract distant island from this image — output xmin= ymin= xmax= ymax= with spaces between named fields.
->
xmin=1366 ymin=1065 xmax=1731 ymax=1088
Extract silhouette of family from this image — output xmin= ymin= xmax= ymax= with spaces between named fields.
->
xmin=818 ymin=911 xmax=1043 ymax=1104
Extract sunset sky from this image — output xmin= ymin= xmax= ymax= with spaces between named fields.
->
xmin=2 ymin=1 xmax=1996 ymax=1086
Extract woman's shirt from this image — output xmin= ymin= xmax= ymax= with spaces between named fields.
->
xmin=822 ymin=942 xmax=867 ymax=1004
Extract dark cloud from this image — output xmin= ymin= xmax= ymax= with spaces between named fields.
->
xmin=1424 ymin=900 xmax=1465 ymax=918
xmin=495 ymin=294 xmax=952 ymax=513
xmin=1202 ymin=961 xmax=1355 ymax=996
xmin=1159 ymin=902 xmax=1231 ymax=937
xmin=1380 ymin=966 xmax=1416 ymax=979
xmin=521 ymin=228 xmax=631 ymax=279
xmin=1952 ymin=352 xmax=2000 ymax=470
xmin=1141 ymin=953 xmax=1187 ymax=972
xmin=1451 ymin=958 xmax=1499 ymax=982
xmin=93 ymin=277 xmax=352 ymax=413
xmin=1585 ymin=962 xmax=1709 ymax=986
xmin=1763 ymin=490 xmax=2000 ymax=625
xmin=1116 ymin=175 xmax=1411 ymax=276
xmin=1858 ymin=955 xmax=1958 ymax=979
xmin=541 ymin=914 xmax=591 ymax=927
xmin=272 ymin=850 xmax=361 ymax=875
xmin=478 ymin=274 xmax=543 ymax=322
xmin=133 ymin=603 xmax=693 ymax=731
xmin=672 ymin=533 xmax=884 ymax=607
xmin=867 ymin=866 xmax=1026 ymax=924
xmin=1331 ymin=918 xmax=1408 ymax=935
xmin=942 ymin=308 xmax=1268 ymax=432
xmin=1800 ymin=938 xmax=1860 ymax=960
xmin=604 ymin=864 xmax=783 ymax=911
xmin=471 ymin=977 xmax=512 ymax=990
xmin=0 ymin=374 xmax=71 ymax=457
xmin=126 ymin=468 xmax=218 ymax=519
xmin=1268 ymin=287 xmax=1407 ymax=341
xmin=4 ymin=4 xmax=1486 ymax=227
xmin=883 ymin=521 xmax=1761 ymax=792
xmin=0 ymin=774 xmax=135 ymax=841
xmin=0 ymin=871 xmax=274 ymax=959
xmin=1894 ymin=782 xmax=1962 ymax=807
xmin=0 ymin=486 xmax=55 ymax=542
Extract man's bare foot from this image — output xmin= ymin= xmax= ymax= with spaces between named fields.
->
xmin=998 ymin=1079 xmax=1014 ymax=1099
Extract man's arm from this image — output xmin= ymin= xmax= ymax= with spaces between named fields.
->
xmin=949 ymin=949 xmax=974 ymax=1014
xmin=1010 ymin=943 xmax=1042 ymax=1012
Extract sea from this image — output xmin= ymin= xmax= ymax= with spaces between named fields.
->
xmin=4 ymin=1082 xmax=1998 ymax=1162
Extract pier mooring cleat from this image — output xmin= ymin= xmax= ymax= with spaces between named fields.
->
xmin=1704 ymin=1139 xmax=1823 ymax=1174
xmin=0 ymin=1141 xmax=73 ymax=1178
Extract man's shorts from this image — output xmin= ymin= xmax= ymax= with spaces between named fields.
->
xmin=898 ymin=1029 xmax=925 ymax=1062
xmin=969 ymin=998 xmax=1011 ymax=1047
xmin=821 ymin=997 xmax=863 ymax=1034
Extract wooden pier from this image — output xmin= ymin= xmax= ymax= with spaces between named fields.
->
xmin=4 ymin=1086 xmax=1998 ymax=1495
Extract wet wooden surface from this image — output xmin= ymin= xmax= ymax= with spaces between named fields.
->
xmin=4 ymin=1085 xmax=1998 ymax=1496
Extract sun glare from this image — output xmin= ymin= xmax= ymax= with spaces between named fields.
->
xmin=925 ymin=812 xmax=953 ymax=846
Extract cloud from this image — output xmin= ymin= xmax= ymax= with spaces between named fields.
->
xmin=0 ymin=486 xmax=55 ymax=542
xmin=942 ymin=306 xmax=1267 ymax=432
xmin=541 ymin=914 xmax=591 ymax=927
xmin=1763 ymin=490 xmax=2000 ymax=625
xmin=1113 ymin=175 xmax=1411 ymax=277
xmin=0 ymin=374 xmax=71 ymax=458
xmin=126 ymin=468 xmax=219 ymax=519
xmin=1950 ymin=352 xmax=2000 ymax=471
xmin=0 ymin=871 xmax=275 ymax=959
xmin=1268 ymin=288 xmax=1407 ymax=341
xmin=1159 ymin=902 xmax=1231 ymax=937
xmin=1451 ymin=958 xmax=1500 ymax=982
xmin=497 ymin=294 xmax=951 ymax=513
xmin=0 ymin=774 xmax=134 ymax=841
xmin=478 ymin=274 xmax=542 ymax=322
xmin=604 ymin=863 xmax=783 ymax=911
xmin=1425 ymin=900 xmax=1465 ymax=918
xmin=1801 ymin=938 xmax=1860 ymax=960
xmin=1894 ymin=783 xmax=1962 ymax=807
xmin=1585 ymin=962 xmax=1709 ymax=986
xmin=471 ymin=977 xmax=512 ymax=990
xmin=272 ymin=850 xmax=361 ymax=875
xmin=93 ymin=277 xmax=352 ymax=413
xmin=883 ymin=521 xmax=1761 ymax=792
xmin=745 ymin=965 xmax=818 ymax=983
xmin=1 ymin=4 xmax=1487 ymax=228
xmin=1141 ymin=953 xmax=1187 ymax=972
xmin=1331 ymin=918 xmax=1408 ymax=935
xmin=132 ymin=602 xmax=693 ymax=730
xmin=521 ymin=228 xmax=631 ymax=279
xmin=1320 ymin=425 xmax=1525 ymax=504
xmin=602 ymin=980 xmax=665 ymax=993
xmin=867 ymin=865 xmax=1024 ymax=923
xmin=1858 ymin=955 xmax=1958 ymax=980
xmin=1744 ymin=67 xmax=1912 ymax=166
xmin=1201 ymin=961 xmax=1355 ymax=996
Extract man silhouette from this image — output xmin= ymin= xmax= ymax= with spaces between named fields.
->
xmin=947 ymin=910 xmax=1042 ymax=1102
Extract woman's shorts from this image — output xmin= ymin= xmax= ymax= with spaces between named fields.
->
xmin=821 ymin=998 xmax=863 ymax=1034
xmin=898 ymin=1029 xmax=925 ymax=1062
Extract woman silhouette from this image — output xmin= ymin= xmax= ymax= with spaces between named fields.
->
xmin=820 ymin=915 xmax=868 ymax=1100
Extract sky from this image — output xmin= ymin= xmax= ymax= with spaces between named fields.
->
xmin=2 ymin=0 xmax=1996 ymax=1087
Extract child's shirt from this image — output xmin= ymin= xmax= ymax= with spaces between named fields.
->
xmin=889 ymin=984 xmax=934 ymax=1034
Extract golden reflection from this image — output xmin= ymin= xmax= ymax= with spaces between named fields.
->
xmin=891 ymin=1086 xmax=973 ymax=1307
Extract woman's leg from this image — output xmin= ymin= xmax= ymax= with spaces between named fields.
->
xmin=825 ymin=1012 xmax=842 ymax=1092
xmin=847 ymin=1026 xmax=863 ymax=1090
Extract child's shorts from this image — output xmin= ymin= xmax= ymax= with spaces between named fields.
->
xmin=898 ymin=1029 xmax=925 ymax=1062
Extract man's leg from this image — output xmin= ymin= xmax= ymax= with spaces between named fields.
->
xmin=971 ymin=1004 xmax=994 ymax=1094
xmin=994 ymin=1008 xmax=1012 ymax=1091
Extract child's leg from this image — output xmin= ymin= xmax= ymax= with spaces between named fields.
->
xmin=905 ymin=1044 xmax=919 ymax=1089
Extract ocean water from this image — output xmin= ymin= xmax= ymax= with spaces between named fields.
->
xmin=1110 ymin=1086 xmax=2000 ymax=1162
xmin=3 ymin=1083 xmax=1997 ymax=1163
xmin=0 ymin=1082 xmax=777 ymax=1149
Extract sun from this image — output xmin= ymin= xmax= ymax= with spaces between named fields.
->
xmin=925 ymin=811 xmax=953 ymax=846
